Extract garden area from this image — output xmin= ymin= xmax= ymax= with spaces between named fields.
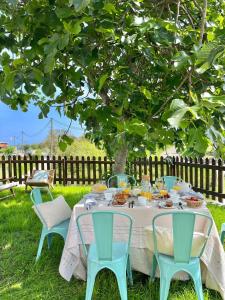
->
xmin=0 ymin=186 xmax=224 ymax=300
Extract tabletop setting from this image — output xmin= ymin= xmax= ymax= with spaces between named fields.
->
xmin=59 ymin=175 xmax=225 ymax=300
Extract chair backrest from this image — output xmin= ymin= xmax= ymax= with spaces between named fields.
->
xmin=108 ymin=174 xmax=136 ymax=188
xmin=30 ymin=187 xmax=53 ymax=205
xmin=76 ymin=211 xmax=133 ymax=261
xmin=152 ymin=211 xmax=213 ymax=263
xmin=162 ymin=176 xmax=179 ymax=191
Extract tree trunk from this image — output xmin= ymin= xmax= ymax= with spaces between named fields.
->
xmin=113 ymin=139 xmax=128 ymax=174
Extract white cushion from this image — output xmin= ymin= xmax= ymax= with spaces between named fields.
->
xmin=33 ymin=196 xmax=72 ymax=229
xmin=145 ymin=225 xmax=208 ymax=257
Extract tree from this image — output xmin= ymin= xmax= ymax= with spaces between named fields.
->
xmin=0 ymin=0 xmax=225 ymax=173
xmin=0 ymin=146 xmax=16 ymax=156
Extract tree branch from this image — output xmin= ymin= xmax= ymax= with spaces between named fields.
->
xmin=199 ymin=0 xmax=207 ymax=46
xmin=152 ymin=74 xmax=189 ymax=118
xmin=176 ymin=0 xmax=181 ymax=26
xmin=180 ymin=4 xmax=195 ymax=28
xmin=192 ymin=0 xmax=202 ymax=13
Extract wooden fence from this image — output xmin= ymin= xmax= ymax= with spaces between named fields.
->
xmin=0 ymin=155 xmax=224 ymax=202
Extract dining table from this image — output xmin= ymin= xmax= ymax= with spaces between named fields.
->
xmin=59 ymin=191 xmax=225 ymax=300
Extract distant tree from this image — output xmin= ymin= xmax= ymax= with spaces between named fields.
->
xmin=0 ymin=1 xmax=225 ymax=172
xmin=0 ymin=146 xmax=15 ymax=156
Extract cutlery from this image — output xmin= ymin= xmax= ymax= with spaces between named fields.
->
xmin=178 ymin=202 xmax=183 ymax=210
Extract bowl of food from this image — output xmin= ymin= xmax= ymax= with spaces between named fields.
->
xmin=185 ymin=196 xmax=203 ymax=208
xmin=165 ymin=199 xmax=173 ymax=207
xmin=92 ymin=183 xmax=107 ymax=193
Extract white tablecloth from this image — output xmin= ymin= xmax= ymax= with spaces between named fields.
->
xmin=59 ymin=199 xmax=225 ymax=300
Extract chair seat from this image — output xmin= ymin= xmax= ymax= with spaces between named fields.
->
xmin=88 ymin=242 xmax=128 ymax=263
xmin=51 ymin=218 xmax=70 ymax=230
xmin=158 ymin=253 xmax=199 ymax=267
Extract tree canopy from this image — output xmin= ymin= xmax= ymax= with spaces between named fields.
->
xmin=0 ymin=0 xmax=225 ymax=171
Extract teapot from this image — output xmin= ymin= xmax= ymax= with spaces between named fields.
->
xmin=176 ymin=180 xmax=192 ymax=192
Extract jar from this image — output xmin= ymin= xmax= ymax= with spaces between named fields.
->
xmin=141 ymin=175 xmax=151 ymax=192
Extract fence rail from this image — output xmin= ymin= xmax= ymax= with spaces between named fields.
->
xmin=0 ymin=155 xmax=224 ymax=202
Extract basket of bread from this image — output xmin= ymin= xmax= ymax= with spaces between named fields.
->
xmin=185 ymin=196 xmax=203 ymax=208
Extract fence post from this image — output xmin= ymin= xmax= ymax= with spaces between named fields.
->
xmin=211 ymin=158 xmax=216 ymax=200
xmin=2 ymin=155 xmax=6 ymax=180
xmin=218 ymin=159 xmax=223 ymax=203
xmin=18 ymin=155 xmax=22 ymax=183
xmin=63 ymin=157 xmax=67 ymax=186
xmin=171 ymin=156 xmax=175 ymax=176
xmin=8 ymin=155 xmax=12 ymax=179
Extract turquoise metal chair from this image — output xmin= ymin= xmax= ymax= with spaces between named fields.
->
xmin=220 ymin=223 xmax=225 ymax=245
xmin=162 ymin=176 xmax=179 ymax=191
xmin=151 ymin=211 xmax=213 ymax=300
xmin=76 ymin=211 xmax=133 ymax=300
xmin=30 ymin=188 xmax=70 ymax=261
xmin=107 ymin=173 xmax=136 ymax=188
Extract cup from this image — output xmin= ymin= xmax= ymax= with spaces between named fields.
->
xmin=104 ymin=192 xmax=113 ymax=202
xmin=138 ymin=196 xmax=147 ymax=206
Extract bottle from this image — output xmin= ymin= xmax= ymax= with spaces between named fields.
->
xmin=141 ymin=175 xmax=151 ymax=192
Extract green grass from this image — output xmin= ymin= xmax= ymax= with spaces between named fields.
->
xmin=0 ymin=186 xmax=224 ymax=300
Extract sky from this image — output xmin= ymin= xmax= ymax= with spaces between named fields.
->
xmin=0 ymin=102 xmax=84 ymax=146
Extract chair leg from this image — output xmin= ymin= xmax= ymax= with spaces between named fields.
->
xmin=36 ymin=231 xmax=46 ymax=261
xmin=151 ymin=254 xmax=158 ymax=281
xmin=115 ymin=269 xmax=128 ymax=300
xmin=160 ymin=276 xmax=171 ymax=300
xmin=85 ymin=271 xmax=97 ymax=300
xmin=192 ymin=266 xmax=204 ymax=300
xmin=47 ymin=233 xmax=52 ymax=249
xmin=126 ymin=255 xmax=133 ymax=286
xmin=220 ymin=230 xmax=225 ymax=245
xmin=10 ymin=188 xmax=15 ymax=198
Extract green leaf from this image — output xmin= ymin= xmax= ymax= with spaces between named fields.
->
xmin=38 ymin=38 xmax=49 ymax=46
xmin=170 ymin=99 xmax=187 ymax=110
xmin=4 ymin=72 xmax=15 ymax=91
xmin=55 ymin=7 xmax=75 ymax=19
xmin=63 ymin=21 xmax=81 ymax=35
xmin=172 ymin=51 xmax=190 ymax=70
xmin=126 ymin=119 xmax=148 ymax=136
xmin=168 ymin=107 xmax=189 ymax=128
xmin=13 ymin=58 xmax=25 ymax=67
xmin=62 ymin=134 xmax=73 ymax=145
xmin=57 ymin=33 xmax=70 ymax=50
xmin=42 ymin=80 xmax=56 ymax=96
xmin=59 ymin=140 xmax=67 ymax=152
xmin=70 ymin=0 xmax=90 ymax=12
xmin=44 ymin=55 xmax=55 ymax=73
xmin=103 ymin=3 xmax=117 ymax=14
xmin=202 ymin=95 xmax=225 ymax=102
xmin=32 ymin=68 xmax=43 ymax=83
xmin=195 ymin=44 xmax=225 ymax=74
xmin=140 ymin=86 xmax=152 ymax=99
xmin=98 ymin=74 xmax=108 ymax=92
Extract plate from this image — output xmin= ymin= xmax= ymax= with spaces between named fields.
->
xmin=112 ymin=201 xmax=127 ymax=207
xmin=158 ymin=204 xmax=175 ymax=209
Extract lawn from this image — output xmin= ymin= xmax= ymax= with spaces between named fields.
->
xmin=0 ymin=186 xmax=224 ymax=300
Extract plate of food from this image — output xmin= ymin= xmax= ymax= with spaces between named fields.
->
xmin=158 ymin=200 xmax=175 ymax=209
xmin=112 ymin=200 xmax=127 ymax=207
xmin=159 ymin=201 xmax=175 ymax=209
xmin=92 ymin=183 xmax=107 ymax=193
